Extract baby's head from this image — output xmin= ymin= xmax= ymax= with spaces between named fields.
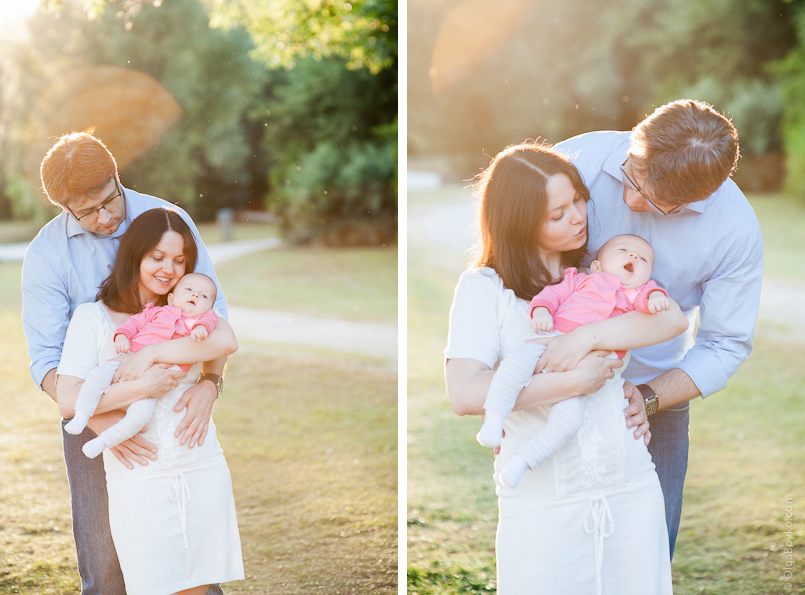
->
xmin=591 ymin=234 xmax=655 ymax=288
xmin=168 ymin=273 xmax=217 ymax=317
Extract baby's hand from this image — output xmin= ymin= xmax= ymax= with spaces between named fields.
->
xmin=191 ymin=325 xmax=208 ymax=341
xmin=530 ymin=307 xmax=554 ymax=333
xmin=647 ymin=291 xmax=671 ymax=314
xmin=114 ymin=334 xmax=131 ymax=354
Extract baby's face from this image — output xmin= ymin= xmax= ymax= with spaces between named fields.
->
xmin=592 ymin=236 xmax=655 ymax=288
xmin=168 ymin=274 xmax=216 ymax=317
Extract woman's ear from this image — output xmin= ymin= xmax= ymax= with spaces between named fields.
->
xmin=590 ymin=260 xmax=601 ymax=273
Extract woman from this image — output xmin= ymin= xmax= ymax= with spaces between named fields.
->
xmin=445 ymin=143 xmax=688 ymax=594
xmin=56 ymin=208 xmax=244 ymax=595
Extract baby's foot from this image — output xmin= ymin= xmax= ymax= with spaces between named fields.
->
xmin=82 ymin=437 xmax=106 ymax=459
xmin=499 ymin=454 xmax=530 ymax=488
xmin=476 ymin=413 xmax=506 ymax=447
xmin=64 ymin=412 xmax=91 ymax=435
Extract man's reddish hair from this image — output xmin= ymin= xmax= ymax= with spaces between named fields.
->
xmin=40 ymin=132 xmax=118 ymax=207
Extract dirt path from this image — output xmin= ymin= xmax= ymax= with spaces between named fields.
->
xmin=2 ymin=237 xmax=397 ymax=362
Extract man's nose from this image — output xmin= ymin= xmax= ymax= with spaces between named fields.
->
xmin=97 ymin=207 xmax=112 ymax=224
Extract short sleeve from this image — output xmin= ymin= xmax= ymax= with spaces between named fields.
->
xmin=444 ymin=269 xmax=504 ymax=370
xmin=57 ymin=303 xmax=103 ymax=380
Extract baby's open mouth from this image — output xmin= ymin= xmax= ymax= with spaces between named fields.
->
xmin=624 ymin=262 xmax=634 ymax=273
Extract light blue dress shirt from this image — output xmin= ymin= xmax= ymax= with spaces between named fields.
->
xmin=22 ymin=187 xmax=228 ymax=389
xmin=554 ymin=131 xmax=763 ymax=398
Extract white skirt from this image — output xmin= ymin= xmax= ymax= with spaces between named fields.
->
xmin=494 ymin=370 xmax=672 ymax=595
xmin=103 ymin=366 xmax=244 ymax=595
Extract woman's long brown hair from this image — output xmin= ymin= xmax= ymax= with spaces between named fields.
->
xmin=473 ymin=142 xmax=589 ymax=301
xmin=97 ymin=208 xmax=198 ymax=314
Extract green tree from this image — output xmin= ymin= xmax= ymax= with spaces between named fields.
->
xmin=24 ymin=0 xmax=268 ymax=219
xmin=263 ymin=56 xmax=397 ymax=242
xmin=208 ymin=0 xmax=397 ymax=74
xmin=772 ymin=2 xmax=805 ymax=196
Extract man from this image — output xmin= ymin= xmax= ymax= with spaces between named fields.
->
xmin=551 ymin=99 xmax=764 ymax=559
xmin=22 ymin=132 xmax=229 ymax=595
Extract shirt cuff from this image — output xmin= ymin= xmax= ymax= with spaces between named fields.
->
xmin=676 ymin=347 xmax=729 ymax=399
xmin=31 ymin=359 xmax=60 ymax=391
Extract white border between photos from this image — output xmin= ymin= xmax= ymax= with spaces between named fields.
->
xmin=397 ymin=0 xmax=408 ymax=592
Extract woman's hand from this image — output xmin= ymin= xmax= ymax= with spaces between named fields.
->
xmin=136 ymin=364 xmax=186 ymax=399
xmin=567 ymin=351 xmax=623 ymax=395
xmin=533 ymin=327 xmax=595 ymax=373
xmin=623 ymin=381 xmax=651 ymax=445
xmin=112 ymin=348 xmax=157 ymax=383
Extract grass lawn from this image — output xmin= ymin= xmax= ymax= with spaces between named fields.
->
xmin=407 ymin=186 xmax=805 ymax=594
xmin=214 ymin=245 xmax=398 ymax=323
xmin=0 ymin=240 xmax=397 ymax=593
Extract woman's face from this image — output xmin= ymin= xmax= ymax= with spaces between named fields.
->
xmin=138 ymin=230 xmax=187 ymax=305
xmin=537 ymin=172 xmax=588 ymax=256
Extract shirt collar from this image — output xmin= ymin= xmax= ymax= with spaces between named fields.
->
xmin=602 ymin=134 xmax=707 ymax=216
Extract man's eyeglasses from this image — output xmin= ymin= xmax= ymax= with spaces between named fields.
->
xmin=67 ymin=179 xmax=123 ymax=222
xmin=620 ymin=160 xmax=680 ymax=216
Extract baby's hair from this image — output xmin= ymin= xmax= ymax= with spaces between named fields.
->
xmin=172 ymin=272 xmax=217 ymax=302
xmin=595 ymin=234 xmax=654 ymax=260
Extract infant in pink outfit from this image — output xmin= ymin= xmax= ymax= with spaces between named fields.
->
xmin=477 ymin=234 xmax=671 ymax=488
xmin=64 ymin=273 xmax=219 ymax=459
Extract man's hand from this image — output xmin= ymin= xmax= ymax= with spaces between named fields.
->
xmin=530 ymin=307 xmax=554 ymax=333
xmin=623 ymin=381 xmax=651 ymax=445
xmin=647 ymin=291 xmax=671 ymax=314
xmin=173 ymin=381 xmax=217 ymax=448
xmin=86 ymin=411 xmax=157 ymax=470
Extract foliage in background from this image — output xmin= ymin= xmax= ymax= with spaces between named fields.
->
xmin=773 ymin=2 xmax=805 ymax=196
xmin=408 ymin=0 xmax=797 ymax=186
xmin=2 ymin=0 xmax=398 ymax=245
xmin=208 ymin=0 xmax=398 ymax=75
xmin=264 ymin=57 xmax=397 ymax=242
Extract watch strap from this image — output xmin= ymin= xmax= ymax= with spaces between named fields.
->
xmin=636 ymin=383 xmax=659 ymax=416
xmin=198 ymin=372 xmax=223 ymax=396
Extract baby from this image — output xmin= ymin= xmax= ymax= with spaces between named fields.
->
xmin=477 ymin=234 xmax=671 ymax=488
xmin=65 ymin=273 xmax=219 ymax=459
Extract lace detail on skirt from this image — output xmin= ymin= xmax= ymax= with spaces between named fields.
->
xmin=577 ymin=399 xmax=606 ymax=488
xmin=555 ymin=379 xmax=626 ymax=496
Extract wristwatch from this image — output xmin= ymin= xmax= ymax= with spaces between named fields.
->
xmin=636 ymin=384 xmax=659 ymax=416
xmin=198 ymin=373 xmax=223 ymax=397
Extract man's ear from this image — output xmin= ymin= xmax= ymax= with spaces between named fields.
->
xmin=590 ymin=260 xmax=601 ymax=273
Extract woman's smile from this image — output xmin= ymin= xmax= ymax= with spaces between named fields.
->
xmin=138 ymin=230 xmax=187 ymax=304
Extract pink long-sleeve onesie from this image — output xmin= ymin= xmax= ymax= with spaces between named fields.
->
xmin=114 ymin=303 xmax=219 ymax=372
xmin=529 ymin=267 xmax=667 ymax=359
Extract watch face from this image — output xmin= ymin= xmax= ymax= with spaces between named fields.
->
xmin=645 ymin=398 xmax=658 ymax=416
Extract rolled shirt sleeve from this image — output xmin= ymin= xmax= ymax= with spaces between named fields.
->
xmin=676 ymin=220 xmax=764 ymax=398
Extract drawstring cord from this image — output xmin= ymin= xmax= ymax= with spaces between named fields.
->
xmin=169 ymin=473 xmax=191 ymax=549
xmin=584 ymin=495 xmax=615 ymax=595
